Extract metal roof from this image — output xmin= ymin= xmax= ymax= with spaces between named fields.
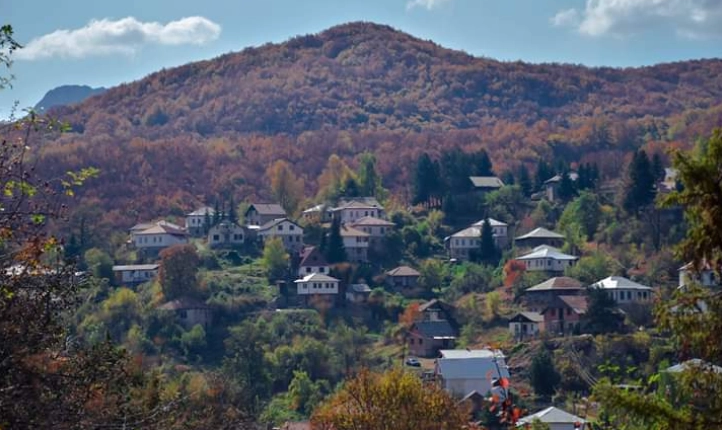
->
xmin=112 ymin=264 xmax=159 ymax=271
xmin=469 ymin=176 xmax=505 ymax=189
xmin=515 ymin=227 xmax=565 ymax=241
xmin=526 ymin=276 xmax=583 ymax=292
xmin=592 ymin=276 xmax=652 ymax=291
xmin=294 ymin=273 xmax=340 ymax=283
xmin=517 ymin=407 xmax=586 ymax=425
xmin=516 ymin=246 xmax=578 ymax=261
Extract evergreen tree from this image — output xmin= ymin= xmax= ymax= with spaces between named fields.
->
xmin=203 ymin=209 xmax=212 ymax=234
xmin=557 ymin=169 xmax=577 ymax=202
xmin=518 ymin=164 xmax=532 ymax=197
xmin=228 ymin=197 xmax=238 ymax=223
xmin=584 ymin=287 xmax=623 ymax=335
xmin=478 ymin=218 xmax=499 ymax=265
xmin=471 ymin=150 xmax=493 ymax=176
xmin=651 ymin=152 xmax=665 ymax=182
xmin=502 ymin=170 xmax=515 ymax=186
xmin=413 ymin=153 xmax=438 ymax=208
xmin=213 ymin=200 xmax=221 ymax=226
xmin=357 ymin=152 xmax=382 ymax=198
xmin=326 ymin=217 xmax=347 ymax=264
xmin=341 ymin=176 xmax=361 ymax=198
xmin=529 ymin=349 xmax=560 ymax=398
xmin=623 ymin=150 xmax=657 ymax=214
xmin=534 ymin=160 xmax=553 ymax=191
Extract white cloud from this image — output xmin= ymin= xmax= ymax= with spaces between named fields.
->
xmin=16 ymin=16 xmax=221 ymax=61
xmin=406 ymin=0 xmax=452 ymax=11
xmin=552 ymin=0 xmax=722 ymax=39
xmin=550 ymin=8 xmax=581 ymax=27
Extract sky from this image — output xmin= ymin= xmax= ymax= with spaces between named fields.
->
xmin=2 ymin=0 xmax=722 ymax=114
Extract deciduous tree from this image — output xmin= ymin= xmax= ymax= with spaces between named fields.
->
xmin=159 ymin=244 xmax=201 ymax=300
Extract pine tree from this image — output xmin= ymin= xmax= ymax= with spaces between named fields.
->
xmin=557 ymin=169 xmax=577 ymax=202
xmin=534 ymin=160 xmax=552 ymax=191
xmin=326 ymin=217 xmax=347 ymax=264
xmin=471 ymin=150 xmax=493 ymax=176
xmin=213 ymin=200 xmax=221 ymax=226
xmin=478 ymin=218 xmax=499 ymax=265
xmin=518 ymin=164 xmax=532 ymax=197
xmin=623 ymin=150 xmax=657 ymax=214
xmin=413 ymin=153 xmax=436 ymax=208
xmin=228 ymin=197 xmax=238 ymax=223
xmin=529 ymin=350 xmax=560 ymax=398
xmin=203 ymin=209 xmax=212 ymax=234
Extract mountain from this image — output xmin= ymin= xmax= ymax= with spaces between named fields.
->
xmin=33 ymin=22 xmax=722 ymax=236
xmin=35 ymin=85 xmax=106 ymax=113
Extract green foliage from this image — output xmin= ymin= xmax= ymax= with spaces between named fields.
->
xmin=565 ymin=252 xmax=616 ymax=285
xmin=262 ymin=236 xmax=289 ymax=281
xmin=558 ymin=191 xmax=602 ymax=241
xmin=529 ymin=349 xmax=560 ymax=398
xmin=325 ymin=217 xmax=347 ymax=264
xmin=288 ymin=370 xmax=327 ymax=415
xmin=84 ymin=247 xmax=113 ymax=280
xmin=418 ymin=259 xmax=447 ymax=295
xmin=223 ymin=321 xmax=272 ymax=414
xmin=585 ymin=287 xmax=624 ymax=335
xmin=483 ymin=185 xmax=527 ymax=225
xmin=159 ymin=244 xmax=201 ymax=300
xmin=181 ymin=324 xmax=207 ymax=358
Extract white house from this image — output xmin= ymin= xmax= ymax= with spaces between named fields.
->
xmin=245 ymin=203 xmax=286 ymax=226
xmin=508 ymin=312 xmax=544 ymax=340
xmin=445 ymin=218 xmax=508 ymax=261
xmin=434 ymin=349 xmax=510 ymax=399
xmin=678 ymin=261 xmax=719 ymax=289
xmin=340 ymin=225 xmax=369 ymax=263
xmin=517 ymin=407 xmax=587 ymax=430
xmin=591 ymin=276 xmax=653 ymax=305
xmin=516 ymin=245 xmax=578 ymax=273
xmin=349 ymin=216 xmax=395 ymax=249
xmin=515 ymin=227 xmax=565 ymax=249
xmin=330 ymin=198 xmax=384 ymax=224
xmin=294 ymin=273 xmax=340 ymax=296
xmin=112 ymin=264 xmax=159 ymax=286
xmin=207 ymin=220 xmax=245 ymax=248
xmin=257 ymin=218 xmax=304 ymax=252
xmin=297 ymin=246 xmax=330 ymax=277
xmin=132 ymin=221 xmax=189 ymax=254
xmin=185 ymin=206 xmax=215 ymax=236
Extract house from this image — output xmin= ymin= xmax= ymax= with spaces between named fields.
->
xmin=297 ymin=246 xmax=330 ymax=277
xmin=517 ymin=406 xmax=587 ymax=430
xmin=340 ymin=225 xmax=369 ymax=263
xmin=659 ymin=167 xmax=679 ymax=193
xmin=508 ymin=311 xmax=544 ymax=340
xmin=407 ymin=320 xmax=457 ymax=358
xmin=345 ymin=283 xmax=372 ymax=304
xmin=112 ymin=264 xmax=159 ymax=286
xmin=301 ymin=204 xmax=332 ymax=223
xmin=541 ymin=295 xmax=588 ymax=335
xmin=245 ymin=203 xmax=286 ymax=227
xmin=294 ymin=273 xmax=340 ymax=301
xmin=591 ymin=276 xmax=653 ymax=305
xmin=417 ymin=299 xmax=457 ymax=323
xmin=131 ymin=221 xmax=189 ymax=255
xmin=544 ymin=172 xmax=579 ymax=202
xmin=330 ymin=197 xmax=384 ymax=224
xmin=515 ymin=227 xmax=565 ymax=249
xmin=158 ymin=297 xmax=213 ymax=329
xmin=665 ymin=358 xmax=722 ymax=374
xmin=207 ymin=220 xmax=245 ymax=248
xmin=678 ymin=261 xmax=720 ymax=289
xmin=469 ymin=176 xmax=505 ymax=192
xmin=257 ymin=218 xmax=304 ymax=253
xmin=185 ymin=206 xmax=215 ymax=236
xmin=445 ymin=218 xmax=508 ymax=261
xmin=522 ymin=276 xmax=584 ymax=312
xmin=516 ymin=245 xmax=578 ymax=273
xmin=434 ymin=349 xmax=510 ymax=399
xmin=350 ymin=216 xmax=395 ymax=249
xmin=386 ymin=266 xmax=421 ymax=289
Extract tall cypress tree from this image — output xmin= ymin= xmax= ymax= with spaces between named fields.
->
xmin=228 ymin=197 xmax=238 ymax=223
xmin=623 ymin=150 xmax=657 ymax=214
xmin=478 ymin=218 xmax=499 ymax=265
xmin=518 ymin=164 xmax=532 ymax=197
xmin=326 ymin=217 xmax=347 ymax=264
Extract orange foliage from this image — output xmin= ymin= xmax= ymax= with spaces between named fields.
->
xmin=399 ymin=302 xmax=421 ymax=328
xmin=504 ymin=260 xmax=526 ymax=288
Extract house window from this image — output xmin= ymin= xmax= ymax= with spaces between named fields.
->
xmin=179 ymin=310 xmax=187 ymax=319
xmin=290 ymin=225 xmax=295 ymax=230
xmin=278 ymin=225 xmax=283 ymax=231
xmin=306 ymin=267 xmax=312 ymax=273
xmin=419 ymin=338 xmax=423 ymax=345
xmin=319 ymin=267 xmax=325 ymax=273
xmin=380 ymin=228 xmax=385 ymax=234
xmin=627 ymin=291 xmax=632 ymax=300
xmin=409 ymin=338 xmax=414 ymax=345
xmin=213 ymin=235 xmax=219 ymax=241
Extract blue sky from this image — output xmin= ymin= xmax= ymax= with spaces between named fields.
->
xmin=2 ymin=0 xmax=722 ymax=114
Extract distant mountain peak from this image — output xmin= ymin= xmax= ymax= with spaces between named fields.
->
xmin=35 ymin=85 xmax=107 ymax=113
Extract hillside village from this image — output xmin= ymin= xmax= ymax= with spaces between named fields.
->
xmin=68 ymin=146 xmax=715 ymax=429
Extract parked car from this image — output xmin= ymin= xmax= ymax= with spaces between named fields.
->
xmin=405 ymin=357 xmax=421 ymax=367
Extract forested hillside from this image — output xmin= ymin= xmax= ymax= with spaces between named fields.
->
xmin=34 ymin=21 xmax=722 ymax=230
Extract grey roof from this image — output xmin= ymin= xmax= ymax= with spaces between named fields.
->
xmin=187 ymin=206 xmax=215 ymax=216
xmin=469 ymin=176 xmax=505 ymax=189
xmin=159 ymin=297 xmax=210 ymax=311
xmin=386 ymin=266 xmax=421 ymax=277
xmin=349 ymin=284 xmax=372 ymax=293
xmin=516 ymin=245 xmax=578 ymax=261
xmin=544 ymin=172 xmax=579 ymax=184
xmin=517 ymin=407 xmax=585 ymax=426
xmin=436 ymin=352 xmax=510 ymax=380
xmin=449 ymin=225 xmax=482 ymax=239
xmin=515 ymin=227 xmax=565 ymax=241
xmin=526 ymin=276 xmax=583 ymax=292
xmin=258 ymin=218 xmax=300 ymax=232
xmin=351 ymin=216 xmax=395 ymax=227
xmin=471 ymin=218 xmax=508 ymax=227
xmin=295 ymin=273 xmax=340 ymax=283
xmin=439 ymin=349 xmax=503 ymax=359
xmin=666 ymin=359 xmax=722 ymax=374
xmin=592 ymin=276 xmax=652 ymax=291
xmin=413 ymin=320 xmax=457 ymax=339
xmin=509 ymin=312 xmax=544 ymax=323
xmin=247 ymin=203 xmax=286 ymax=216
xmin=112 ymin=264 xmax=159 ymax=271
